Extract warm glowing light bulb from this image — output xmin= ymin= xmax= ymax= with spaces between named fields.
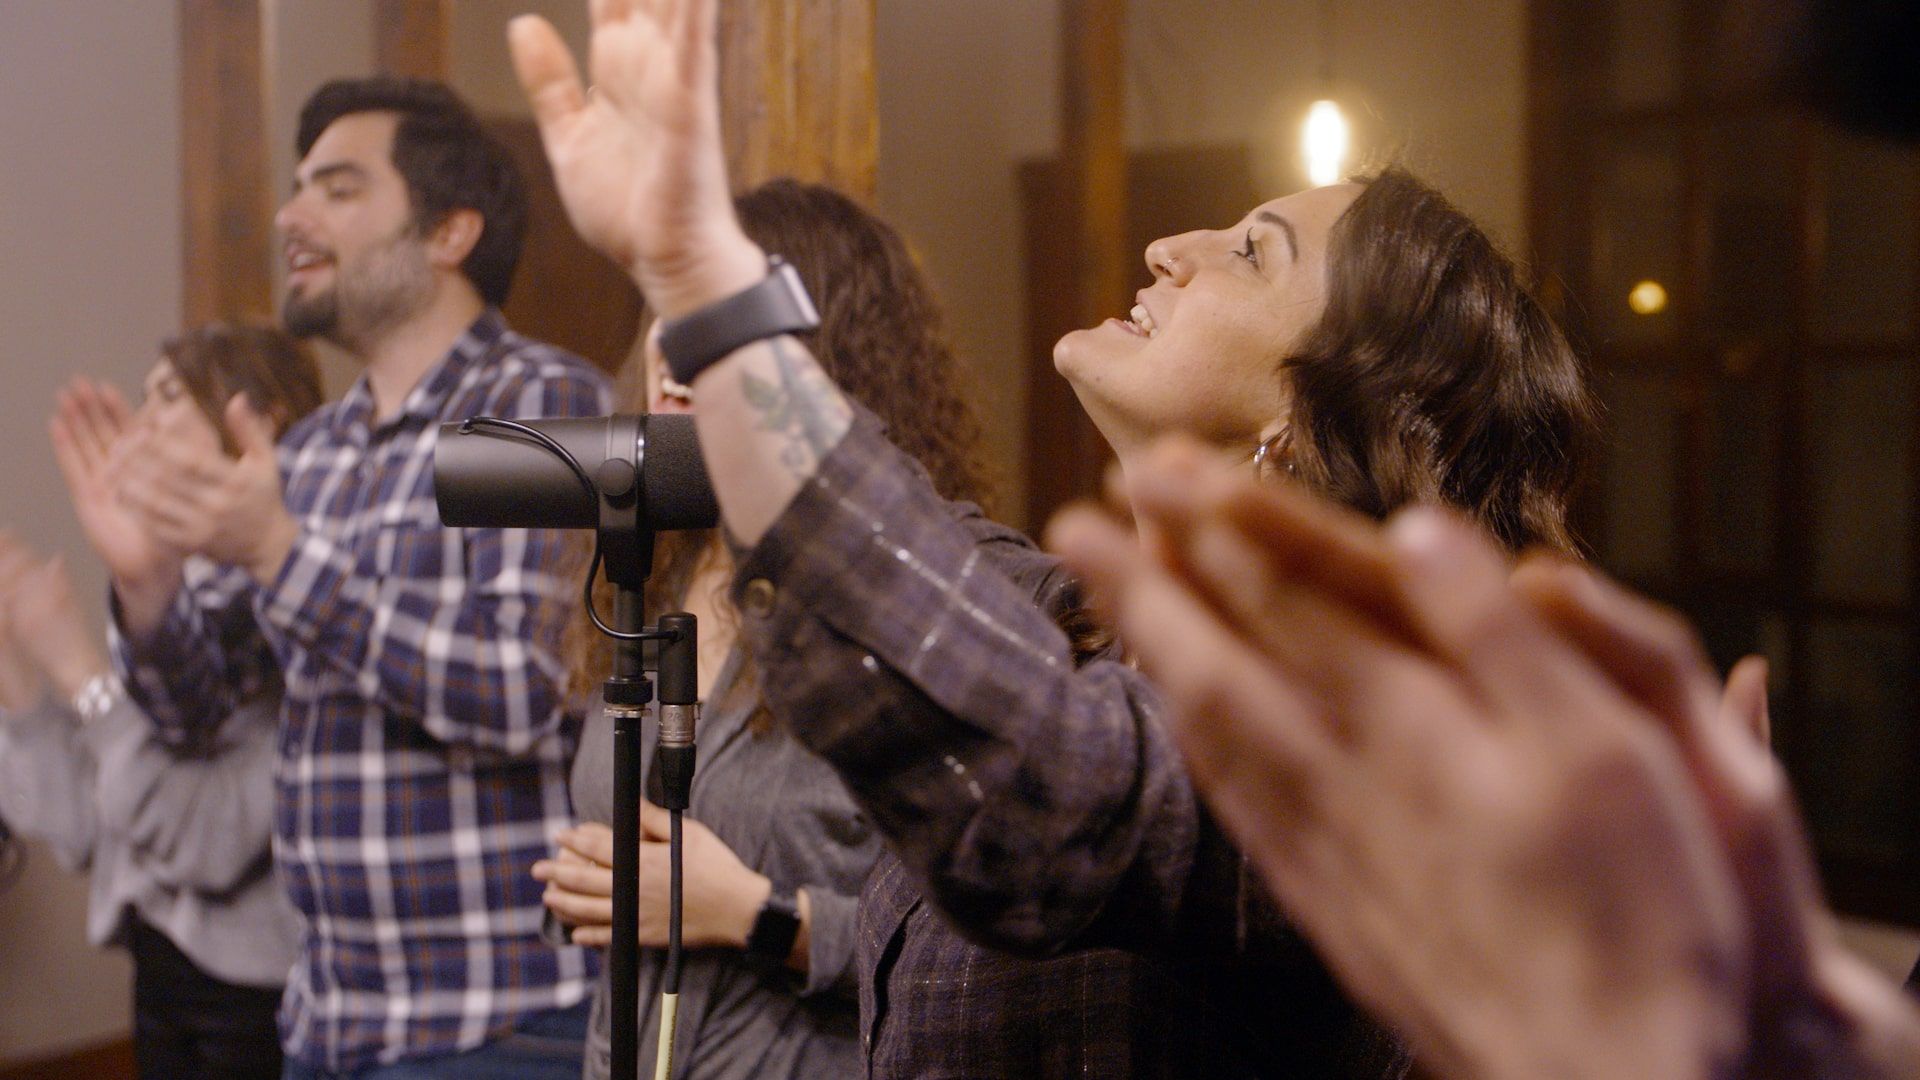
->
xmin=1628 ymin=279 xmax=1669 ymax=315
xmin=1303 ymin=100 xmax=1349 ymax=188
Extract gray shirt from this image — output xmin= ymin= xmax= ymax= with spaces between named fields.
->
xmin=570 ymin=645 xmax=878 ymax=1080
xmin=0 ymin=691 xmax=301 ymax=988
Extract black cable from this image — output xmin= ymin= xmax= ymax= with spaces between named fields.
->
xmin=666 ymin=809 xmax=684 ymax=995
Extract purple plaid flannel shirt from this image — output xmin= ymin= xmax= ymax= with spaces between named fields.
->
xmin=729 ymin=409 xmax=1410 ymax=1079
xmin=113 ymin=313 xmax=607 ymax=1071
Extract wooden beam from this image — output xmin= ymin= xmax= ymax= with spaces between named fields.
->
xmin=179 ymin=0 xmax=273 ymax=325
xmin=372 ymin=0 xmax=452 ymax=81
xmin=1025 ymin=0 xmax=1128 ymax=526
xmin=1060 ymin=0 xmax=1129 ymax=331
xmin=717 ymin=0 xmax=877 ymax=200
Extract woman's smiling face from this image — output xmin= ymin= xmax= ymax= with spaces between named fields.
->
xmin=1053 ymin=182 xmax=1361 ymax=460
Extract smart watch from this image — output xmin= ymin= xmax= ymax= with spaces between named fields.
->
xmin=744 ymin=886 xmax=802 ymax=972
xmin=656 ymin=256 xmax=821 ymax=387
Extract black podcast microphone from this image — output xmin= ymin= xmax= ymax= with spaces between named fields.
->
xmin=435 ymin=412 xmax=715 ymax=1080
xmin=435 ymin=413 xmax=717 ymax=536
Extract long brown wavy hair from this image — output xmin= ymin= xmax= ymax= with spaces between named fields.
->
xmin=566 ymin=178 xmax=991 ymax=700
xmin=1278 ymin=168 xmax=1595 ymax=554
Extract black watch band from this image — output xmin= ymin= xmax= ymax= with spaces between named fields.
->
xmin=744 ymin=886 xmax=802 ymax=971
xmin=657 ymin=256 xmax=821 ymax=387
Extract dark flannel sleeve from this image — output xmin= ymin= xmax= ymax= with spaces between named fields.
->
xmin=112 ymin=558 xmax=276 ymax=752
xmin=730 ymin=410 xmax=1200 ymax=955
xmin=253 ymin=364 xmax=608 ymax=755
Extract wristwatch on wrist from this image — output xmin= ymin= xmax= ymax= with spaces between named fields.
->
xmin=72 ymin=673 xmax=121 ymax=726
xmin=743 ymin=886 xmax=802 ymax=972
xmin=656 ymin=256 xmax=821 ymax=388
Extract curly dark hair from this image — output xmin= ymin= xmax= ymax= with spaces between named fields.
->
xmin=566 ymin=178 xmax=991 ymax=700
xmin=1281 ymin=168 xmax=1596 ymax=555
xmin=296 ymin=76 xmax=527 ymax=307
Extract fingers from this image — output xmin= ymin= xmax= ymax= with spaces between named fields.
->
xmin=48 ymin=413 xmax=98 ymax=498
xmin=509 ymin=16 xmax=588 ymax=135
xmin=224 ymin=393 xmax=277 ymax=457
xmin=54 ymin=380 xmax=117 ymax=470
xmin=1048 ymin=504 xmax=1338 ymax=795
xmin=1721 ymin=655 xmax=1770 ymax=746
xmin=1510 ymin=556 xmax=1786 ymax=818
xmin=0 ymin=532 xmax=37 ymax=595
xmin=589 ymin=0 xmax=634 ymax=27
xmin=1384 ymin=508 xmax=1615 ymax=734
xmin=557 ymin=822 xmax=616 ymax=867
xmin=1509 ymin=556 xmax=1723 ymax=746
xmin=539 ymin=875 xmax=613 ymax=928
xmin=1127 ymin=440 xmax=1415 ymax=649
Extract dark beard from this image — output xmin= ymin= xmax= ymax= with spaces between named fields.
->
xmin=281 ymin=286 xmax=339 ymax=340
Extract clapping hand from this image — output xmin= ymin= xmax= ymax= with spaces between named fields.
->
xmin=0 ymin=534 xmax=47 ymax=712
xmin=50 ymin=377 xmax=182 ymax=595
xmin=113 ymin=393 xmax=297 ymax=586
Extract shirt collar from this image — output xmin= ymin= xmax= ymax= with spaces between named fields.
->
xmin=328 ymin=310 xmax=509 ymax=438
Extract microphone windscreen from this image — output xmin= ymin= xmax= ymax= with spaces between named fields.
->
xmin=642 ymin=414 xmax=720 ymax=531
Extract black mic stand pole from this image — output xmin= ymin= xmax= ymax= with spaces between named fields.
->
xmin=603 ymin=578 xmax=652 ymax=1080
xmin=595 ymin=455 xmax=697 ymax=1080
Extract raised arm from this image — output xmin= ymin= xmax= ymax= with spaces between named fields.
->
xmin=510 ymin=1 xmax=850 ymax=548
xmin=0 ymin=539 xmax=96 ymax=871
xmin=510 ymin=2 xmax=1207 ymax=953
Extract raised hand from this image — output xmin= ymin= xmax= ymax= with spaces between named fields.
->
xmin=49 ymin=377 xmax=181 ymax=592
xmin=508 ymin=0 xmax=763 ymax=319
xmin=3 ymin=545 xmax=110 ymax=703
xmin=116 ymin=393 xmax=297 ymax=585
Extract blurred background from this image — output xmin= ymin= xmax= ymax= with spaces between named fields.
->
xmin=1 ymin=0 xmax=1913 ymax=1072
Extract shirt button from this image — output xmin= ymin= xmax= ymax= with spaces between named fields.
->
xmin=741 ymin=577 xmax=777 ymax=618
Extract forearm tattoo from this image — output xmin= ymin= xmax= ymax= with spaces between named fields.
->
xmin=739 ymin=336 xmax=853 ymax=480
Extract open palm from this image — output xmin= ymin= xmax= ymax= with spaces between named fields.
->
xmin=50 ymin=378 xmax=179 ymax=587
xmin=509 ymin=0 xmax=754 ymax=318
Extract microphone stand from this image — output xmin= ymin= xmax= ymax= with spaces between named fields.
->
xmin=594 ymin=467 xmax=697 ymax=1080
xmin=434 ymin=413 xmax=710 ymax=1080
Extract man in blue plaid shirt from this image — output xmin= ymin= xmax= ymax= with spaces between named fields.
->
xmin=104 ymin=78 xmax=608 ymax=1077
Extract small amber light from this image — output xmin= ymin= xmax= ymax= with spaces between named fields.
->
xmin=1628 ymin=280 xmax=1668 ymax=316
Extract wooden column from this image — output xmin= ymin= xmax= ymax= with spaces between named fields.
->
xmin=179 ymin=0 xmax=273 ymax=325
xmin=1060 ymin=0 xmax=1129 ymax=336
xmin=718 ymin=0 xmax=877 ymax=200
xmin=1026 ymin=0 xmax=1129 ymax=526
xmin=373 ymin=0 xmax=452 ymax=80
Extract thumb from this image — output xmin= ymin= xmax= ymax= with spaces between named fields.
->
xmin=1719 ymin=654 xmax=1770 ymax=746
xmin=224 ymin=393 xmax=277 ymax=457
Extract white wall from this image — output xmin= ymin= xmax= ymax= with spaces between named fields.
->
xmin=0 ymin=0 xmax=181 ymax=1064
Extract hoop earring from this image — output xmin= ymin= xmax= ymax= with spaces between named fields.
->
xmin=1251 ymin=428 xmax=1296 ymax=479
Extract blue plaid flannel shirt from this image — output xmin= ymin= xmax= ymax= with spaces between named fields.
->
xmin=113 ymin=312 xmax=609 ymax=1071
